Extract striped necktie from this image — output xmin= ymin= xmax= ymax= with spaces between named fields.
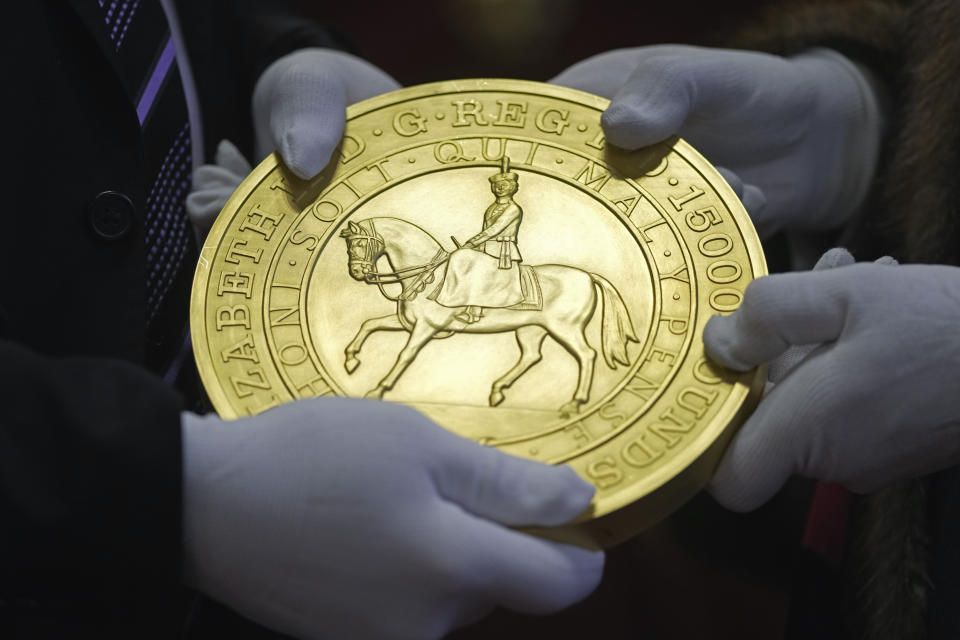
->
xmin=96 ymin=0 xmax=196 ymax=329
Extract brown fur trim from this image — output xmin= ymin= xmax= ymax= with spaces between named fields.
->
xmin=877 ymin=0 xmax=960 ymax=263
xmin=722 ymin=2 xmax=960 ymax=638
xmin=846 ymin=481 xmax=931 ymax=640
xmin=726 ymin=0 xmax=905 ymax=79
xmin=726 ymin=0 xmax=960 ymax=263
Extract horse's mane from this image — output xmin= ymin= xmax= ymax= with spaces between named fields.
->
xmin=366 ymin=217 xmax=442 ymax=248
xmin=362 ymin=217 xmax=445 ymax=266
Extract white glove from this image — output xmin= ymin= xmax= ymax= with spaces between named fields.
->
xmin=252 ymin=48 xmax=400 ymax=179
xmin=185 ymin=49 xmax=399 ymax=239
xmin=185 ymin=139 xmax=251 ymax=239
xmin=181 ymin=398 xmax=603 ymax=640
xmin=550 ymin=46 xmax=886 ymax=238
xmin=702 ymin=251 xmax=960 ymax=511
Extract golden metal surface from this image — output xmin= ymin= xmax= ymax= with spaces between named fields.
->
xmin=190 ymin=79 xmax=766 ymax=548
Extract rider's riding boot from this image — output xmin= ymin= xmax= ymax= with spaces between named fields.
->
xmin=456 ymin=306 xmax=483 ymax=324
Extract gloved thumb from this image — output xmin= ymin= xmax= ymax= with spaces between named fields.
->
xmin=252 ymin=49 xmax=400 ymax=180
xmin=716 ymin=166 xmax=769 ymax=232
xmin=599 ymin=46 xmax=794 ymax=151
xmin=758 ymin=249 xmax=896 ymax=384
xmin=767 ymin=247 xmax=854 ymax=383
xmin=431 ymin=435 xmax=595 ymax=528
xmin=600 ymin=50 xmax=706 ymax=149
xmin=703 ymin=265 xmax=855 ymax=372
xmin=253 ymin=54 xmax=346 ymax=180
xmin=549 ymin=47 xmax=701 ymax=149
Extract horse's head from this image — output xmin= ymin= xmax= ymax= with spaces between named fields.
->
xmin=339 ymin=220 xmax=384 ymax=282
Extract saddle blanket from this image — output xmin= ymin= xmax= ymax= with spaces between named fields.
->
xmin=509 ymin=265 xmax=543 ymax=311
xmin=428 ymin=250 xmax=542 ymax=311
xmin=433 ymin=248 xmax=521 ymax=307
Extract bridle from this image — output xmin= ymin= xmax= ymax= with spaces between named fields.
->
xmin=344 ymin=220 xmax=449 ymax=301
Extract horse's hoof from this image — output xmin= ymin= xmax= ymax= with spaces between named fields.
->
xmin=344 ymin=356 xmax=360 ymax=374
xmin=365 ymin=386 xmax=386 ymax=400
xmin=559 ymin=401 xmax=582 ymax=417
xmin=489 ymin=390 xmax=505 ymax=407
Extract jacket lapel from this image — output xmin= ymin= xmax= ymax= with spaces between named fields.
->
xmin=63 ymin=0 xmax=133 ymax=95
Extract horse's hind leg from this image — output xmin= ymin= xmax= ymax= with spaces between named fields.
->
xmin=345 ymin=313 xmax=404 ymax=373
xmin=549 ymin=325 xmax=597 ymax=417
xmin=490 ymin=326 xmax=548 ymax=407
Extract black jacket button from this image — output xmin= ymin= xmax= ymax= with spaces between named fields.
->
xmin=89 ymin=190 xmax=135 ymax=240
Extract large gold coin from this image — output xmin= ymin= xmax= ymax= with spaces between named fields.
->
xmin=191 ymin=79 xmax=765 ymax=548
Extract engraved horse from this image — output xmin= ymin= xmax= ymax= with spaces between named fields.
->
xmin=340 ymin=217 xmax=639 ymax=415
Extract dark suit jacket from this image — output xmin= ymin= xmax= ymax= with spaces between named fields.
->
xmin=0 ymin=2 xmax=347 ymax=636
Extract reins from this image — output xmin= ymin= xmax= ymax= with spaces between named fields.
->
xmin=350 ymin=220 xmax=450 ymax=302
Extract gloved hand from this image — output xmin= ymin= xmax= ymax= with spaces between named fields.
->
xmin=550 ymin=46 xmax=886 ymax=238
xmin=703 ymin=250 xmax=960 ymax=511
xmin=182 ymin=398 xmax=603 ymax=640
xmin=186 ymin=50 xmax=399 ymax=239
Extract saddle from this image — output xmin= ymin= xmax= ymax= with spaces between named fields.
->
xmin=507 ymin=264 xmax=543 ymax=311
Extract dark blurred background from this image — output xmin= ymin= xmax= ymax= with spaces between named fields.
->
xmin=306 ymin=0 xmax=775 ymax=85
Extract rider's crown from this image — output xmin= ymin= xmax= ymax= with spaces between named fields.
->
xmin=489 ymin=156 xmax=518 ymax=183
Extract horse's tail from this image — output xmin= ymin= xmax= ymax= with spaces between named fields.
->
xmin=590 ymin=273 xmax=639 ymax=369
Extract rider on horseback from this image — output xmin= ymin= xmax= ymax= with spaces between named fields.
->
xmin=434 ymin=156 xmax=525 ymax=323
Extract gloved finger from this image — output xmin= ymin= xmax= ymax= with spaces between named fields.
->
xmin=741 ymin=184 xmax=771 ymax=237
xmin=716 ymin=166 xmax=744 ymax=200
xmin=875 ymin=255 xmax=898 ymax=266
xmin=214 ymin=139 xmax=252 ymax=177
xmin=600 ymin=47 xmax=792 ymax=150
xmin=716 ymin=165 xmax=770 ymax=233
xmin=548 ymin=49 xmax=649 ymax=99
xmin=703 ymin=269 xmax=850 ymax=370
xmin=431 ymin=438 xmax=594 ymax=528
xmin=186 ymin=186 xmax=237 ymax=228
xmin=449 ymin=507 xmax=604 ymax=616
xmin=709 ymin=349 xmax=835 ymax=510
xmin=813 ymin=247 xmax=856 ymax=270
xmin=191 ymin=164 xmax=246 ymax=191
xmin=766 ymin=249 xmax=855 ymax=383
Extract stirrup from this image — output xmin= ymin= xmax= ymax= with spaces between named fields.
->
xmin=456 ymin=306 xmax=483 ymax=323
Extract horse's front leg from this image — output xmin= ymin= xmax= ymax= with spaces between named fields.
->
xmin=366 ymin=321 xmax=438 ymax=399
xmin=344 ymin=313 xmax=405 ymax=373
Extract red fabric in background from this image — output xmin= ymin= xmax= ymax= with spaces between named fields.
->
xmin=802 ymin=482 xmax=852 ymax=567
